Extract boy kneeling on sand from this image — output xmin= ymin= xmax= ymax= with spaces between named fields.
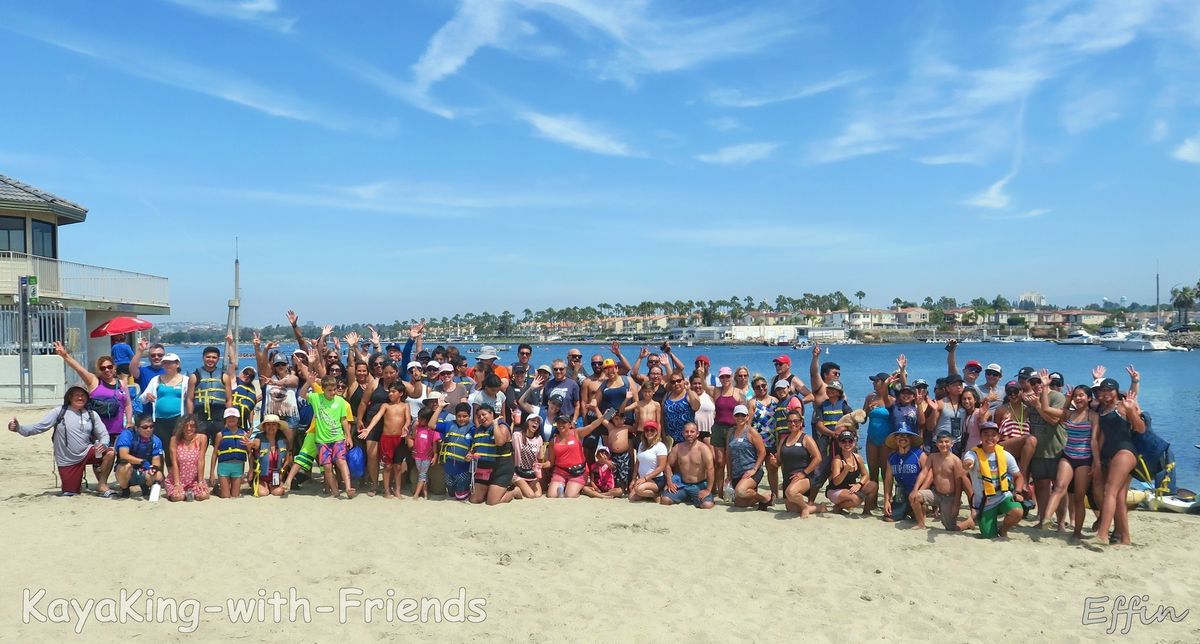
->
xmin=963 ymin=421 xmax=1028 ymax=539
xmin=911 ymin=430 xmax=973 ymax=531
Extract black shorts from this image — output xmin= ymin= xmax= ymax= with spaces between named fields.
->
xmin=1029 ymin=457 xmax=1058 ymax=481
xmin=1060 ymin=454 xmax=1093 ymax=470
xmin=198 ymin=419 xmax=224 ymax=444
xmin=477 ymin=457 xmax=514 ymax=488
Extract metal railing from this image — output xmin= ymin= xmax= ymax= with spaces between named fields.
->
xmin=0 ymin=251 xmax=169 ymax=308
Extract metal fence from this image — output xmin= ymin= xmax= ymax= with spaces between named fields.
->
xmin=0 ymin=303 xmax=85 ymax=357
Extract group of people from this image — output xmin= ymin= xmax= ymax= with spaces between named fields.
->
xmin=8 ymin=318 xmax=1153 ymax=544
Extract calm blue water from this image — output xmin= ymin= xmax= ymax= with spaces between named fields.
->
xmin=165 ymin=341 xmax=1200 ymax=487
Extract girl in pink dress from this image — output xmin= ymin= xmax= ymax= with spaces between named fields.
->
xmin=167 ymin=416 xmax=210 ymax=501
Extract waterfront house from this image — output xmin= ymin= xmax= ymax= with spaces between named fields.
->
xmin=0 ymin=174 xmax=170 ymax=402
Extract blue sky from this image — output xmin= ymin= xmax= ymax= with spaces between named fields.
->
xmin=1 ymin=0 xmax=1198 ymax=325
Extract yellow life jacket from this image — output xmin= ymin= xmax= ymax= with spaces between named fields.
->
xmin=973 ymin=445 xmax=1011 ymax=499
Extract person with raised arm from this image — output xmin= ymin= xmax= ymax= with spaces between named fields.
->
xmin=55 ymin=341 xmax=133 ymax=446
xmin=1092 ymin=377 xmax=1145 ymax=545
xmin=808 ymin=343 xmax=850 ymax=499
xmin=9 ymin=386 xmax=115 ymax=497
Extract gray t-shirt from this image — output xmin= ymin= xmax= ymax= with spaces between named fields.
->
xmin=16 ymin=406 xmax=108 ymax=466
xmin=1027 ymin=391 xmax=1067 ymax=459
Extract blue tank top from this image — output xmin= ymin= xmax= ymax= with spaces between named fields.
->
xmin=599 ymin=376 xmax=628 ymax=413
xmin=154 ymin=377 xmax=185 ymax=419
xmin=662 ymin=394 xmax=694 ymax=445
xmin=888 ymin=448 xmax=922 ymax=490
xmin=729 ymin=428 xmax=758 ymax=477
xmin=1063 ymin=417 xmax=1093 ymax=460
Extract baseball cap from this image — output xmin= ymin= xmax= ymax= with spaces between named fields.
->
xmin=291 ymin=348 xmax=307 ymax=358
xmin=1098 ymin=378 xmax=1120 ymax=391
xmin=223 ymin=407 xmax=241 ymax=419
xmin=980 ymin=421 xmax=1000 ymax=433
xmin=965 ymin=360 xmax=983 ymax=371
xmin=985 ymin=363 xmax=1003 ymax=375
xmin=935 ymin=430 xmax=953 ymax=441
xmin=869 ymin=372 xmax=890 ymax=382
xmin=1005 ymin=380 xmax=1020 ymax=392
xmin=912 ymin=378 xmax=928 ymax=388
xmin=438 ymin=363 xmax=454 ymax=374
xmin=425 ymin=360 xmax=441 ymax=371
xmin=1091 ymin=378 xmax=1105 ymax=390
xmin=718 ymin=367 xmax=733 ymax=377
xmin=601 ymin=358 xmax=617 ymax=368
xmin=384 ymin=343 xmax=402 ymax=352
xmin=732 ymin=404 xmax=749 ymax=416
xmin=271 ymin=353 xmax=288 ymax=365
xmin=944 ymin=374 xmax=964 ymax=386
xmin=1048 ymin=372 xmax=1064 ymax=385
xmin=162 ymin=353 xmax=180 ymax=363
xmin=695 ymin=355 xmax=710 ymax=365
xmin=555 ymin=414 xmax=572 ymax=423
xmin=643 ymin=420 xmax=659 ymax=430
xmin=837 ymin=429 xmax=856 ymax=441
xmin=537 ymin=364 xmax=552 ymax=374
xmin=773 ymin=379 xmax=790 ymax=390
xmin=1016 ymin=366 xmax=1036 ymax=380
xmin=773 ymin=355 xmax=791 ymax=365
xmin=827 ymin=381 xmax=844 ymax=392
xmin=406 ymin=361 xmax=423 ymax=371
xmin=416 ymin=350 xmax=431 ymax=361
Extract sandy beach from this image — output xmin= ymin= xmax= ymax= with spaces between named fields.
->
xmin=2 ymin=405 xmax=1197 ymax=643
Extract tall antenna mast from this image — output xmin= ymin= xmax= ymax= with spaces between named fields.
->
xmin=227 ymin=238 xmax=241 ymax=351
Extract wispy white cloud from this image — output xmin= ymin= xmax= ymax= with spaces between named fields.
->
xmin=1173 ymin=136 xmax=1200 ymax=163
xmin=706 ymin=117 xmax=742 ymax=132
xmin=1060 ymin=86 xmax=1122 ymax=134
xmin=981 ymin=208 xmax=1051 ymax=220
xmin=914 ymin=153 xmax=980 ymax=166
xmin=12 ymin=26 xmax=390 ymax=134
xmin=409 ymin=0 xmax=799 ymax=99
xmin=965 ymin=102 xmax=1026 ymax=209
xmin=1151 ymin=119 xmax=1169 ymax=142
xmin=696 ymin=142 xmax=779 ymax=165
xmin=520 ymin=112 xmax=635 ymax=156
xmin=656 ymin=225 xmax=863 ymax=249
xmin=164 ymin=0 xmax=297 ymax=33
xmin=707 ymin=71 xmax=865 ymax=108
xmin=226 ymin=179 xmax=570 ymax=217
xmin=329 ymin=53 xmax=458 ymax=119
xmin=809 ymin=1 xmax=1164 ymax=164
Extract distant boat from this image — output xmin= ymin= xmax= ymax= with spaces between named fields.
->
xmin=1056 ymin=329 xmax=1099 ymax=346
xmin=1103 ymin=330 xmax=1188 ymax=352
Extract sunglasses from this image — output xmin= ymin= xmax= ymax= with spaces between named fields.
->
xmin=753 ymin=383 xmax=767 ymax=389
xmin=671 ymin=379 xmax=684 ymax=384
xmin=150 ymin=353 xmax=165 ymax=359
xmin=568 ymin=355 xmax=582 ymax=360
xmin=839 ymin=437 xmax=855 ymax=443
xmin=553 ymin=368 xmax=566 ymax=372
xmin=985 ymin=371 xmax=1001 ymax=377
xmin=100 ymin=364 xmax=115 ymax=370
xmin=592 ymin=361 xmax=603 ymax=365
xmin=788 ymin=418 xmax=804 ymax=424
xmin=965 ymin=367 xmax=982 ymax=372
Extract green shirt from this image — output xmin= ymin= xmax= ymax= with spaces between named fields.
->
xmin=1027 ymin=391 xmax=1066 ymax=459
xmin=307 ymin=392 xmax=349 ymax=444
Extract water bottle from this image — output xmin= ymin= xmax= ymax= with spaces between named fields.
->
xmin=148 ymin=483 xmax=161 ymax=503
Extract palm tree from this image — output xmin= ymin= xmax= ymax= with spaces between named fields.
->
xmin=892 ymin=297 xmax=903 ymax=310
xmin=1171 ymin=286 xmax=1195 ymax=325
xmin=854 ymin=290 xmax=865 ymax=309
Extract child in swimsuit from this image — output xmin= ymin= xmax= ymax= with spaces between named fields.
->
xmin=581 ymin=446 xmax=620 ymax=498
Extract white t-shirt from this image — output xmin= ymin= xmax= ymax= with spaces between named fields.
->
xmin=963 ymin=448 xmax=1020 ymax=511
xmin=636 ymin=441 xmax=669 ymax=478
xmin=695 ymin=393 xmax=716 ymax=435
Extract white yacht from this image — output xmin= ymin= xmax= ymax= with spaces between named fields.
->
xmin=1056 ymin=329 xmax=1099 ymax=345
xmin=1102 ymin=330 xmax=1188 ymax=352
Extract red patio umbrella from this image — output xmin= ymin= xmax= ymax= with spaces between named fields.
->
xmin=90 ymin=316 xmax=154 ymax=338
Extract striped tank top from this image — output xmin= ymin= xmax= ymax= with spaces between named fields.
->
xmin=1062 ymin=416 xmax=1093 ymax=460
xmin=999 ymin=406 xmax=1029 ymax=440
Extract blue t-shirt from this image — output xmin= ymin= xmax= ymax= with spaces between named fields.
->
xmin=136 ymin=364 xmax=166 ymax=396
xmin=114 ymin=429 xmax=164 ymax=464
xmin=111 ymin=343 xmax=134 ymax=366
xmin=888 ymin=448 xmax=922 ymax=491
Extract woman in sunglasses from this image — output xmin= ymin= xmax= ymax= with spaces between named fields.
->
xmin=55 ymin=341 xmax=133 ymax=446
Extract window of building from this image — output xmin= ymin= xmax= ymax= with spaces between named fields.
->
xmin=0 ymin=216 xmax=25 ymax=253
xmin=31 ymin=220 xmax=56 ymax=258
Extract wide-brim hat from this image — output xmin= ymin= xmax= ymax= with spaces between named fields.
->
xmin=885 ymin=426 xmax=921 ymax=450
